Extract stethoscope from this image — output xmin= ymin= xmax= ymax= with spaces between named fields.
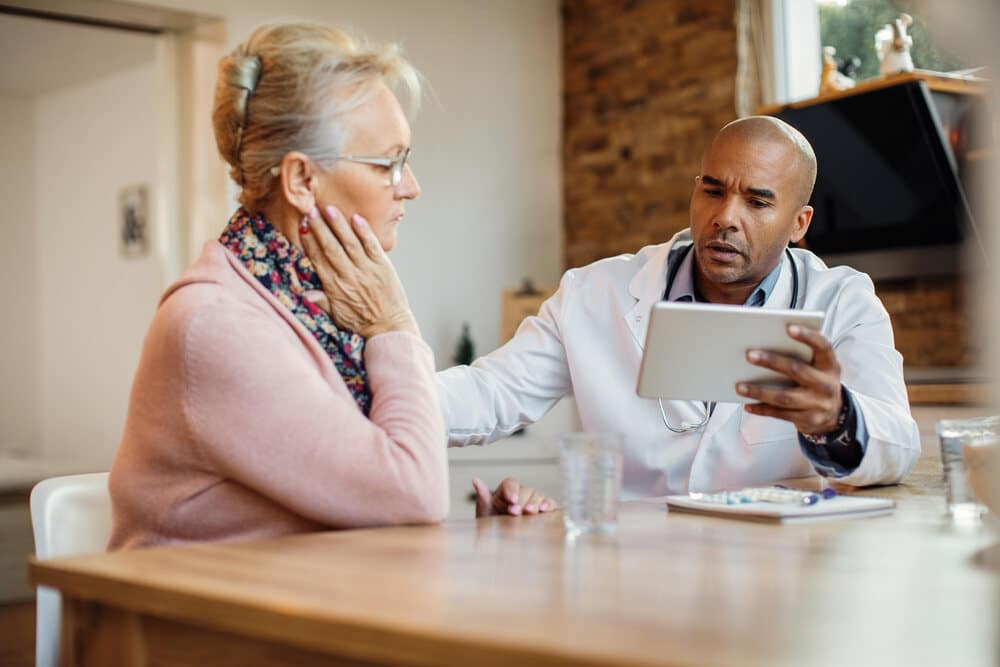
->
xmin=657 ymin=243 xmax=801 ymax=433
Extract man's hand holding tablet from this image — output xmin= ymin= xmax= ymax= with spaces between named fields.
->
xmin=738 ymin=322 xmax=844 ymax=437
xmin=637 ymin=302 xmax=851 ymax=440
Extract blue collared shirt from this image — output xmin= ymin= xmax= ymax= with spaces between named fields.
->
xmin=664 ymin=245 xmax=867 ymax=477
xmin=665 ymin=244 xmax=783 ymax=305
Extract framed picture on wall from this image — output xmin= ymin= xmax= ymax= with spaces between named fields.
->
xmin=119 ymin=184 xmax=149 ymax=258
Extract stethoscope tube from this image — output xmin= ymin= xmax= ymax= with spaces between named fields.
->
xmin=656 ymin=243 xmax=800 ymax=433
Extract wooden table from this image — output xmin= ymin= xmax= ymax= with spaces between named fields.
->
xmin=31 ymin=453 xmax=1000 ymax=667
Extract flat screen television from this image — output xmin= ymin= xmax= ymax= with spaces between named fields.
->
xmin=774 ymin=81 xmax=980 ymax=280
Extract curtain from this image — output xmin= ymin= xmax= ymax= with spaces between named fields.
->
xmin=737 ymin=0 xmax=822 ymax=115
xmin=735 ymin=0 xmax=777 ymax=118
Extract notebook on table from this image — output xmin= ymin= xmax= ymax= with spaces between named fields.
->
xmin=665 ymin=492 xmax=894 ymax=524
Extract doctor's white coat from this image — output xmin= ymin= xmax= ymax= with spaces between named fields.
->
xmin=437 ymin=231 xmax=920 ymax=498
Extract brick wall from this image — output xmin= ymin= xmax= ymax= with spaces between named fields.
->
xmin=877 ymin=278 xmax=973 ymax=367
xmin=562 ymin=0 xmax=738 ymax=269
xmin=560 ymin=0 xmax=971 ymax=368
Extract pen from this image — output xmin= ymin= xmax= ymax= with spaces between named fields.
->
xmin=689 ymin=486 xmax=836 ymax=506
xmin=741 ymin=487 xmax=820 ymax=506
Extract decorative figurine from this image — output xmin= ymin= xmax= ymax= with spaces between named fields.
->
xmin=875 ymin=13 xmax=915 ymax=76
xmin=820 ymin=46 xmax=856 ymax=94
xmin=838 ymin=55 xmax=862 ymax=81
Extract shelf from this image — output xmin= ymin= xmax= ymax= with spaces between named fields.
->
xmin=906 ymin=382 xmax=993 ymax=405
xmin=758 ymin=69 xmax=989 ymax=115
xmin=965 ymin=148 xmax=992 ymax=163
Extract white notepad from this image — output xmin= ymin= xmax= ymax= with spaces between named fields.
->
xmin=665 ymin=494 xmax=895 ymax=523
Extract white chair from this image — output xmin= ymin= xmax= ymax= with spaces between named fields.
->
xmin=30 ymin=472 xmax=112 ymax=667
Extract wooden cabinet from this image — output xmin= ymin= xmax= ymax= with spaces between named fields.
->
xmin=499 ymin=286 xmax=556 ymax=346
xmin=762 ymin=70 xmax=991 ymax=369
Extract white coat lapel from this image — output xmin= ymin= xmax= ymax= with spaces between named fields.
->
xmin=761 ymin=253 xmax=795 ymax=311
xmin=622 ymin=233 xmax=687 ymax=350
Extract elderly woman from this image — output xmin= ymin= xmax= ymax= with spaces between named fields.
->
xmin=107 ymin=22 xmax=451 ymax=549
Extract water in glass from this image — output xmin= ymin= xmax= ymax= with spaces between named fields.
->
xmin=560 ymin=433 xmax=623 ymax=536
xmin=937 ymin=416 xmax=999 ymax=520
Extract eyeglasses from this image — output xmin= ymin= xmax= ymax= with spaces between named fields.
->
xmin=269 ymin=148 xmax=411 ymax=187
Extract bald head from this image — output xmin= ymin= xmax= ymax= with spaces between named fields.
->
xmin=707 ymin=116 xmax=817 ymax=207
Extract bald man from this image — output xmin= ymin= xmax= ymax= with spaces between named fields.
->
xmin=439 ymin=116 xmax=919 ymax=514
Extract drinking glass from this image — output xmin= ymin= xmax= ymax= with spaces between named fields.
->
xmin=560 ymin=433 xmax=623 ymax=536
xmin=936 ymin=416 xmax=1000 ymax=521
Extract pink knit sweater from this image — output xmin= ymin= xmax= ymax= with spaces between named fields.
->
xmin=107 ymin=241 xmax=448 ymax=550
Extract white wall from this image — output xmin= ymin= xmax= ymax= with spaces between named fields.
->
xmin=149 ymin=0 xmax=564 ymax=364
xmin=0 ymin=95 xmax=39 ymax=457
xmin=0 ymin=2 xmax=561 ymax=471
xmin=33 ymin=37 xmax=163 ymax=466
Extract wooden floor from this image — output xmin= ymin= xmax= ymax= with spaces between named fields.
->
xmin=0 ymin=601 xmax=35 ymax=667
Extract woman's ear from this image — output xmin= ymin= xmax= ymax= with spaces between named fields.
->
xmin=277 ymin=152 xmax=317 ymax=215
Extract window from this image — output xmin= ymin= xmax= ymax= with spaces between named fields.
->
xmin=772 ymin=0 xmax=822 ymax=104
xmin=817 ymin=0 xmax=968 ymax=80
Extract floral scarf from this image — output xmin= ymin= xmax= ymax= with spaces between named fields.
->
xmin=220 ymin=208 xmax=372 ymax=415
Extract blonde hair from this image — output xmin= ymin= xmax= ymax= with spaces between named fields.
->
xmin=212 ymin=22 xmax=421 ymax=212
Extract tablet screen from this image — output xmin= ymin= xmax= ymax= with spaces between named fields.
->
xmin=636 ymin=303 xmax=826 ymax=404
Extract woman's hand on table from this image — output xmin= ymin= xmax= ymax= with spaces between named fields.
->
xmin=300 ymin=205 xmax=419 ymax=338
xmin=472 ymin=478 xmax=557 ymax=518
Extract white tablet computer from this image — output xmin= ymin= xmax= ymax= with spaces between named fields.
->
xmin=636 ymin=302 xmax=826 ymax=404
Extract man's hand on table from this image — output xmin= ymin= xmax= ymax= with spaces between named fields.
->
xmin=472 ymin=478 xmax=557 ymax=518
